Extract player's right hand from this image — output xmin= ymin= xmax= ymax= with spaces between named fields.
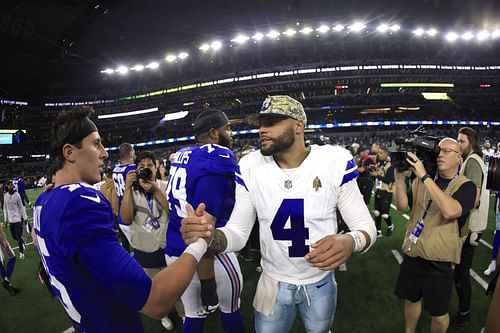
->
xmin=181 ymin=203 xmax=214 ymax=245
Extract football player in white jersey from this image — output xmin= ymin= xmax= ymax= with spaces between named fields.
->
xmin=182 ymin=95 xmax=377 ymax=333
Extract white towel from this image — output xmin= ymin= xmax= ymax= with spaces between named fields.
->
xmin=253 ymin=271 xmax=279 ymax=316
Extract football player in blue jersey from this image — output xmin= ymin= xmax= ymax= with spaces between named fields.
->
xmin=182 ymin=96 xmax=377 ymax=333
xmin=165 ymin=109 xmax=246 ymax=333
xmin=112 ymin=142 xmax=136 ymax=252
xmin=33 ymin=106 xmax=211 ymax=333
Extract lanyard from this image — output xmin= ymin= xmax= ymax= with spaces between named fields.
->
xmin=419 ymin=173 xmax=459 ymax=221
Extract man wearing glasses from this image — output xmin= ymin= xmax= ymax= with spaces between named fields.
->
xmin=394 ymin=138 xmax=476 ymax=333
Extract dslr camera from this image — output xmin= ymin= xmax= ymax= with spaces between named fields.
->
xmin=388 ymin=127 xmax=441 ymax=177
xmin=133 ymin=167 xmax=153 ymax=191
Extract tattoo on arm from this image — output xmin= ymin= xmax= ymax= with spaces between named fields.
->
xmin=208 ymin=229 xmax=228 ymax=253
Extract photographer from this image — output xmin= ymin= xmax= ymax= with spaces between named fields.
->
xmin=121 ymin=150 xmax=175 ymax=330
xmin=452 ymin=127 xmax=490 ymax=327
xmin=370 ymin=146 xmax=395 ymax=237
xmin=394 ymin=138 xmax=476 ymax=333
xmin=357 ymin=146 xmax=375 ymax=205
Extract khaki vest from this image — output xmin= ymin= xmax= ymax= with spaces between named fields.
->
xmin=374 ymin=160 xmax=395 ymax=193
xmin=129 ymin=180 xmax=168 ymax=253
xmin=459 ymin=153 xmax=490 ymax=232
xmin=402 ymin=175 xmax=469 ymax=264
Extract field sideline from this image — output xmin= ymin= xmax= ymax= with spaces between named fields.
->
xmin=0 ymin=188 xmax=496 ymax=332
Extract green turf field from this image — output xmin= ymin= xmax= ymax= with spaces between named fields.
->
xmin=0 ymin=188 xmax=496 ymax=332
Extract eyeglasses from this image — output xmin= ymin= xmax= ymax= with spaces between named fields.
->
xmin=439 ymin=148 xmax=459 ymax=155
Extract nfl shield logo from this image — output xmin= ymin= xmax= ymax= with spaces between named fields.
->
xmin=284 ymin=179 xmax=293 ymax=189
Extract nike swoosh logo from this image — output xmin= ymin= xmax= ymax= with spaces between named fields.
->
xmin=219 ymin=154 xmax=230 ymax=158
xmin=316 ymin=282 xmax=328 ymax=289
xmin=80 ymin=194 xmax=101 ymax=204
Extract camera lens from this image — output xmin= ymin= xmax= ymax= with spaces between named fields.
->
xmin=486 ymin=157 xmax=500 ymax=191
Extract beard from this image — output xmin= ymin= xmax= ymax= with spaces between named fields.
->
xmin=260 ymin=126 xmax=295 ymax=156
xmin=218 ymin=133 xmax=233 ymax=149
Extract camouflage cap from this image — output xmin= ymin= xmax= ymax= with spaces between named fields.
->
xmin=259 ymin=95 xmax=307 ymax=124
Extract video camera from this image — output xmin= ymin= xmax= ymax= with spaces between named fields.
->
xmin=388 ymin=127 xmax=441 ymax=177
xmin=486 ymin=157 xmax=500 ymax=191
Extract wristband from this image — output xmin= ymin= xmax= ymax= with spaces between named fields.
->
xmin=420 ymin=173 xmax=431 ymax=183
xmin=347 ymin=231 xmax=367 ymax=252
xmin=184 ymin=238 xmax=208 ymax=262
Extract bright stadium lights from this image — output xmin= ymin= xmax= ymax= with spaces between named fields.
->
xmin=426 ymin=28 xmax=438 ymax=37
xmin=145 ymin=62 xmax=159 ymax=69
xmin=283 ymin=28 xmax=297 ymax=36
xmin=165 ymin=54 xmax=177 ymax=62
xmin=231 ymin=34 xmax=250 ymax=44
xmin=211 ymin=40 xmax=222 ymax=50
xmin=101 ymin=68 xmax=114 ymax=74
xmin=299 ymin=27 xmax=313 ymax=34
xmin=116 ymin=66 xmax=129 ymax=74
xmin=389 ymin=24 xmax=400 ymax=32
xmin=316 ymin=25 xmax=330 ymax=33
xmin=413 ymin=28 xmax=425 ymax=36
xmin=333 ymin=24 xmax=344 ymax=32
xmin=461 ymin=31 xmax=474 ymax=40
xmin=199 ymin=43 xmax=210 ymax=51
xmin=163 ymin=110 xmax=189 ymax=121
xmin=381 ymin=82 xmax=454 ymax=88
xmin=422 ymin=92 xmax=450 ymax=100
xmin=348 ymin=22 xmax=366 ymax=32
xmin=178 ymin=52 xmax=189 ymax=59
xmin=98 ymin=107 xmax=159 ymax=119
xmin=252 ymin=32 xmax=264 ymax=41
xmin=266 ymin=30 xmax=280 ymax=39
xmin=377 ymin=24 xmax=389 ymax=33
xmin=445 ymin=31 xmax=459 ymax=42
xmin=477 ymin=30 xmax=490 ymax=41
xmin=492 ymin=30 xmax=500 ymax=38
xmin=131 ymin=64 xmax=144 ymax=71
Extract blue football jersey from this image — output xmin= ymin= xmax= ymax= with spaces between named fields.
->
xmin=13 ymin=178 xmax=25 ymax=193
xmin=112 ymin=163 xmax=136 ymax=224
xmin=33 ymin=183 xmax=151 ymax=333
xmin=165 ymin=144 xmax=243 ymax=256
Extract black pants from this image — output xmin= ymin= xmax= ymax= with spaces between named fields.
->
xmin=454 ymin=233 xmax=481 ymax=313
xmin=357 ymin=180 xmax=373 ymax=205
xmin=9 ymin=222 xmax=24 ymax=254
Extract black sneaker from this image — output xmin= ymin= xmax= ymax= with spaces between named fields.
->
xmin=451 ymin=312 xmax=471 ymax=327
xmin=2 ymin=280 xmax=20 ymax=296
xmin=386 ymin=224 xmax=394 ymax=237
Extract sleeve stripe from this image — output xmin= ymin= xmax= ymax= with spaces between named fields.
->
xmin=341 ymin=169 xmax=359 ymax=186
xmin=345 ymin=159 xmax=357 ymax=171
xmin=235 ymin=174 xmax=248 ymax=191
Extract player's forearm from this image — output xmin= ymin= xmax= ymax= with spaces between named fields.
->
xmin=422 ymin=178 xmax=462 ymax=219
xmin=395 ymin=177 xmax=408 ymax=213
xmin=119 ymin=189 xmax=134 ymax=224
xmin=152 ymin=188 xmax=169 ymax=211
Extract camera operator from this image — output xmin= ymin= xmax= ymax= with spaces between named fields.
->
xmin=357 ymin=146 xmax=375 ymax=205
xmin=120 ymin=150 xmax=175 ymax=330
xmin=452 ymin=127 xmax=490 ymax=327
xmin=370 ymin=146 xmax=395 ymax=237
xmin=394 ymin=138 xmax=476 ymax=333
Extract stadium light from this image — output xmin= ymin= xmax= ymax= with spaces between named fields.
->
xmin=333 ymin=24 xmax=344 ymax=32
xmin=231 ymin=34 xmax=250 ymax=44
xmin=461 ymin=31 xmax=474 ymax=40
xmin=422 ymin=92 xmax=450 ymax=100
xmin=211 ymin=41 xmax=222 ymax=50
xmin=163 ymin=110 xmax=189 ymax=121
xmin=98 ymin=107 xmax=159 ymax=119
xmin=116 ymin=66 xmax=129 ymax=75
xmin=413 ymin=28 xmax=425 ymax=36
xmin=178 ymin=52 xmax=189 ymax=59
xmin=348 ymin=22 xmax=366 ymax=32
xmin=283 ymin=28 xmax=297 ymax=37
xmin=131 ymin=64 xmax=145 ymax=71
xmin=477 ymin=30 xmax=490 ymax=41
xmin=492 ymin=30 xmax=500 ymax=38
xmin=316 ymin=25 xmax=330 ymax=33
xmin=101 ymin=68 xmax=114 ymax=74
xmin=165 ymin=54 xmax=177 ymax=62
xmin=426 ymin=28 xmax=438 ymax=37
xmin=377 ymin=24 xmax=389 ymax=33
xmin=252 ymin=32 xmax=264 ymax=41
xmin=381 ymin=82 xmax=454 ymax=88
xmin=266 ymin=30 xmax=280 ymax=39
xmin=445 ymin=32 xmax=459 ymax=42
xmin=145 ymin=62 xmax=159 ymax=69
xmin=199 ymin=43 xmax=210 ymax=51
xmin=299 ymin=27 xmax=313 ymax=34
xmin=389 ymin=24 xmax=400 ymax=32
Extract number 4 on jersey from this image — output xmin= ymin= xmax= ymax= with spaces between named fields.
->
xmin=270 ymin=199 xmax=310 ymax=257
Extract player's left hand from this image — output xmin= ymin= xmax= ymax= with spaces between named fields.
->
xmin=305 ymin=234 xmax=355 ymax=271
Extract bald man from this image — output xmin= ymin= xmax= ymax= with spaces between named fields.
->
xmin=393 ymin=138 xmax=476 ymax=333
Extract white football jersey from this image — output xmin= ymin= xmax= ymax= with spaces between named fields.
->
xmin=237 ymin=144 xmax=363 ymax=285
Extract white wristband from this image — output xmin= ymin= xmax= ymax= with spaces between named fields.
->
xmin=347 ymin=231 xmax=367 ymax=253
xmin=184 ymin=238 xmax=208 ymax=262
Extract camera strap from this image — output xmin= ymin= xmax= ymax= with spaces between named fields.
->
xmin=419 ymin=173 xmax=459 ymax=221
